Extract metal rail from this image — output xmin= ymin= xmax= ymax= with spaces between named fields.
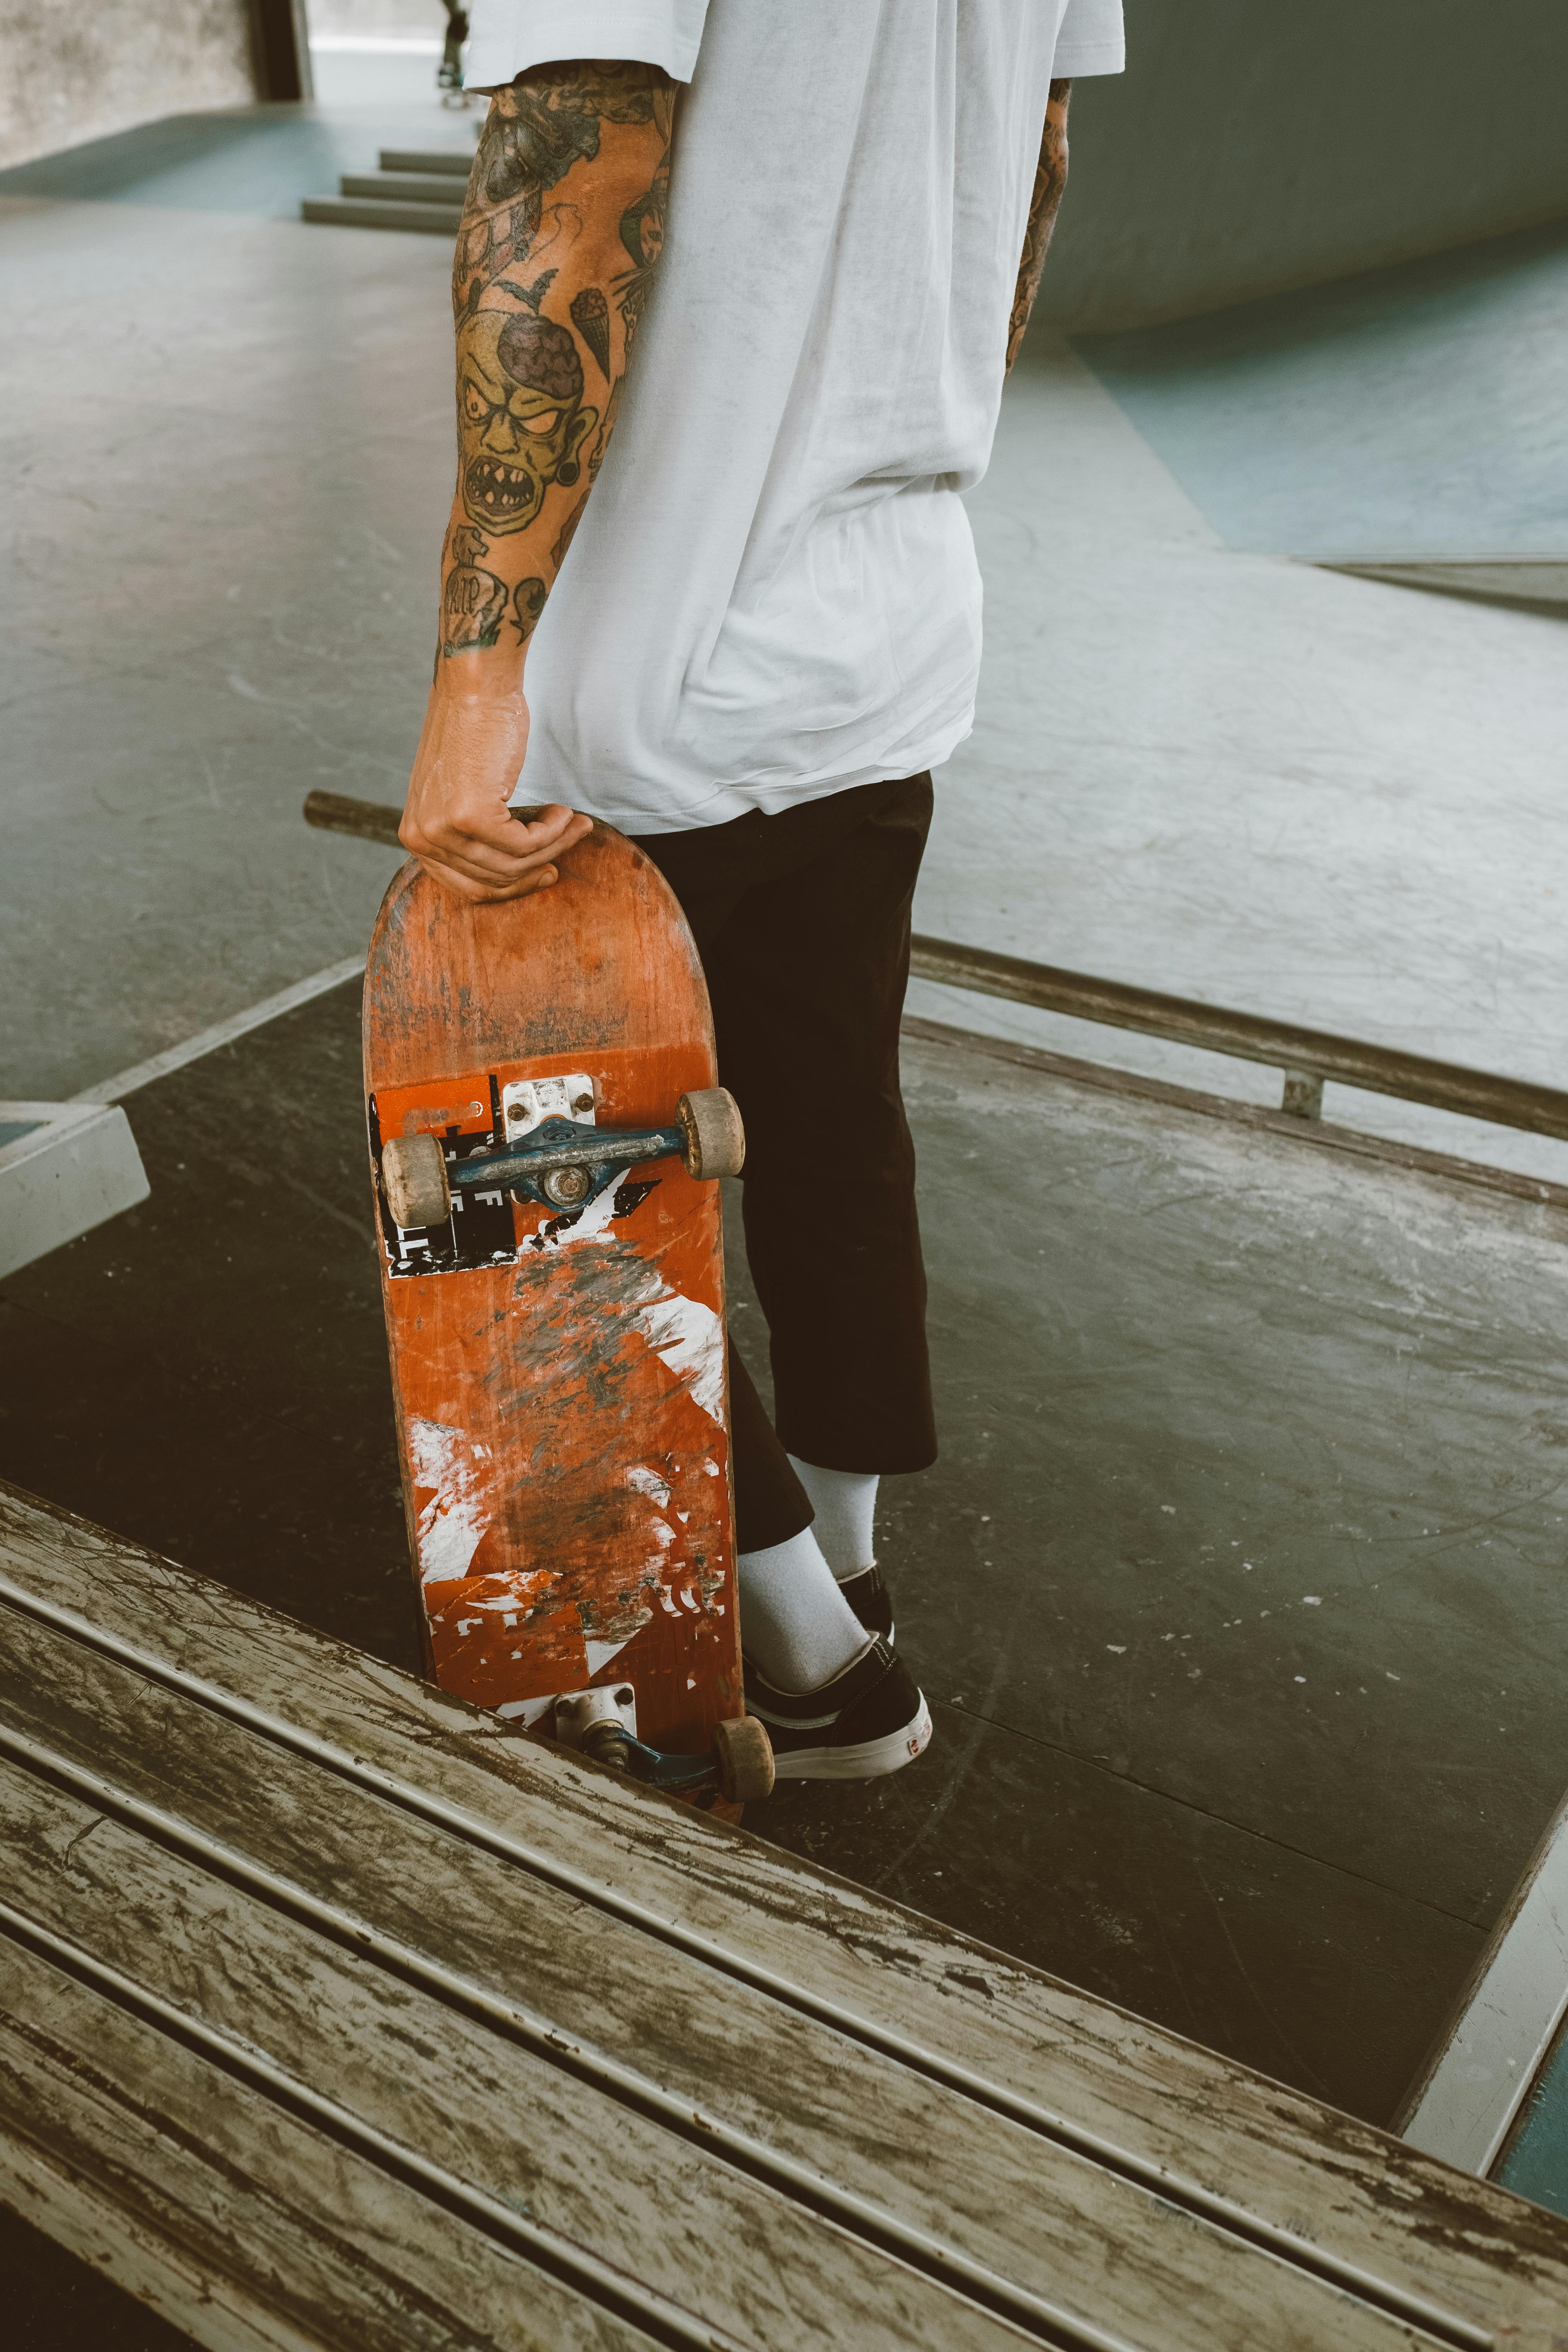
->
xmin=303 ymin=789 xmax=1568 ymax=1142
xmin=905 ymin=938 xmax=1568 ymax=1139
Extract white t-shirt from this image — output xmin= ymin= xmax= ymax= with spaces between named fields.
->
xmin=465 ymin=0 xmax=1125 ymax=833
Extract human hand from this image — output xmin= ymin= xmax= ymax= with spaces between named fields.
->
xmin=399 ymin=688 xmax=592 ymax=903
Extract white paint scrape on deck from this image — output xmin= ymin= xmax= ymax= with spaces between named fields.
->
xmin=632 ymin=1286 xmax=725 ymax=1422
xmin=408 ymin=1418 xmax=494 ymax=1585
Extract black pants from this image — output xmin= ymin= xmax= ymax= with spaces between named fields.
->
xmin=630 ymin=771 xmax=936 ymax=1553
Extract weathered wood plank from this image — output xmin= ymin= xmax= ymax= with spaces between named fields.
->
xmin=0 ymin=1940 xmax=656 ymax=2352
xmin=0 ymin=1602 xmax=1443 ymax=2352
xmin=5 ymin=1483 xmax=1568 ymax=2349
xmin=0 ymin=1753 xmax=1050 ymax=2352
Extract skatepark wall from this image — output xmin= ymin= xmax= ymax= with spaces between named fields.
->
xmin=1037 ymin=0 xmax=1568 ymax=333
xmin=0 ymin=0 xmax=265 ymax=173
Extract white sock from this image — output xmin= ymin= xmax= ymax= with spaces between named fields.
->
xmin=786 ymin=1457 xmax=879 ymax=1582
xmin=738 ymin=1525 xmax=869 ymax=1694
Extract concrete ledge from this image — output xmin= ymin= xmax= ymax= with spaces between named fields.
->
xmin=1041 ymin=0 xmax=1568 ymax=330
xmin=338 ymin=170 xmax=464 ymax=205
xmin=0 ymin=1104 xmax=149 ymax=1282
xmin=1400 ymin=1786 xmax=1568 ymax=2182
xmin=300 ymin=193 xmax=458 ymax=234
xmin=1318 ymin=560 xmax=1568 ymax=619
xmin=0 ymin=0 xmax=259 ymax=175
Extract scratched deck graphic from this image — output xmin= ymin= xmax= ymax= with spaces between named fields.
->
xmin=363 ymin=830 xmax=740 ymax=1755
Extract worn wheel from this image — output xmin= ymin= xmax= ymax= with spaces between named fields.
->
xmin=677 ymin=1086 xmax=745 ymax=1180
xmin=381 ymin=1133 xmax=452 ymax=1229
xmin=713 ymin=1713 xmax=774 ymax=1803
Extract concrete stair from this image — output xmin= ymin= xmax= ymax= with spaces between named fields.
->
xmin=379 ymin=148 xmax=472 ymax=178
xmin=301 ymin=148 xmax=471 ymax=236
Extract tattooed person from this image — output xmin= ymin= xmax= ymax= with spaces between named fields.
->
xmin=400 ymin=2 xmax=1126 ymax=1781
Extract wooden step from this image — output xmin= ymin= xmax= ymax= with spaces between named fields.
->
xmin=4 ymin=1480 xmax=1568 ymax=2352
xmin=300 ymin=194 xmax=460 ymax=236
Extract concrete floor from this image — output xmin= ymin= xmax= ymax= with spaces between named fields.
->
xmin=5 ymin=986 xmax=1568 ymax=2345
xmin=5 ymin=108 xmax=1564 ymax=1178
xmin=912 ymin=331 xmax=1568 ymax=1188
xmin=1076 ymin=215 xmax=1568 ymax=560
xmin=4 ymin=93 xmax=1568 ymax=2345
xmin=306 ymin=36 xmax=474 ymax=119
xmin=1 ymin=125 xmax=430 ymax=1096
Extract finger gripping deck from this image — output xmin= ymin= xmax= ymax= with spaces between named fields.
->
xmin=363 ymin=831 xmax=741 ymax=1759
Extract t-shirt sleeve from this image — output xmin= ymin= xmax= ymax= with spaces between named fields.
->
xmin=1052 ymin=0 xmax=1125 ymax=77
xmin=463 ymin=0 xmax=711 ymax=89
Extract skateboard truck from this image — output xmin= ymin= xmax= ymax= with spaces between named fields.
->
xmin=380 ymin=1086 xmax=744 ymax=1228
xmin=554 ymin=1683 xmax=775 ymax=1804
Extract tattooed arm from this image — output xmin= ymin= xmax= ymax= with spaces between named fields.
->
xmin=401 ymin=60 xmax=673 ymax=900
xmin=1005 ymin=79 xmax=1071 ymax=377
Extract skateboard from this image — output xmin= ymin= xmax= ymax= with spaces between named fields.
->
xmin=363 ymin=823 xmax=773 ymax=1807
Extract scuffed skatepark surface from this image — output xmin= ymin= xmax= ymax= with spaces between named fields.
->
xmin=4 ymin=976 xmax=1565 ymax=2139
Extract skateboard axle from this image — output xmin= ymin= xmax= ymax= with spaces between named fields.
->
xmin=558 ymin=1691 xmax=775 ymax=1804
xmin=580 ymin=1724 xmax=774 ymax=1804
xmin=450 ymin=1116 xmax=688 ymax=1210
xmin=586 ymin=1723 xmax=721 ymax=1791
xmin=378 ymin=1089 xmax=743 ymax=1234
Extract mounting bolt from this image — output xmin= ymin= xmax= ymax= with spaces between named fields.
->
xmin=1281 ymin=1070 xmax=1325 ymax=1121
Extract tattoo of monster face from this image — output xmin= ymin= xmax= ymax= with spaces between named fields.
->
xmin=457 ymin=310 xmax=598 ymax=534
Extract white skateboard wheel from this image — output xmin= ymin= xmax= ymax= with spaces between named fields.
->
xmin=714 ymin=1713 xmax=774 ymax=1802
xmin=677 ymin=1087 xmax=745 ymax=1181
xmin=381 ymin=1133 xmax=452 ymax=1229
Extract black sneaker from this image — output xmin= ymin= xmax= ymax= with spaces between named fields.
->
xmin=744 ymin=1637 xmax=932 ymax=1781
xmin=837 ymin=1563 xmax=893 ymax=1642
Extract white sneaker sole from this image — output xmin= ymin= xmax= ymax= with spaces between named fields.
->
xmin=769 ymin=1693 xmax=933 ymax=1782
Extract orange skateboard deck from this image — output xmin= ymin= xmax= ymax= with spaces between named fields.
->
xmin=363 ymin=826 xmax=767 ymax=1801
